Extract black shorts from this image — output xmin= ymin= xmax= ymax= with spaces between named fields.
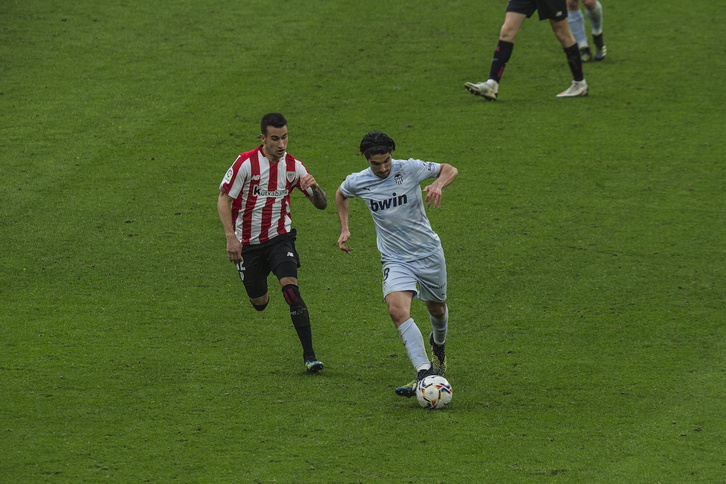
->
xmin=506 ymin=0 xmax=568 ymax=21
xmin=236 ymin=229 xmax=300 ymax=299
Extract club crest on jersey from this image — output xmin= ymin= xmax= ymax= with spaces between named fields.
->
xmin=286 ymin=172 xmax=296 ymax=183
xmin=394 ymin=173 xmax=403 ymax=185
xmin=370 ymin=192 xmax=408 ymax=212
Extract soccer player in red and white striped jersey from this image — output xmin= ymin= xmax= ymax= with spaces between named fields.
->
xmin=217 ymin=113 xmax=327 ymax=373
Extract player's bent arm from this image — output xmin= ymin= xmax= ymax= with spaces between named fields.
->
xmin=300 ymin=173 xmax=328 ymax=210
xmin=309 ymin=184 xmax=328 ymax=210
xmin=435 ymin=163 xmax=459 ymax=189
xmin=335 ymin=188 xmax=350 ymax=231
xmin=423 ymin=163 xmax=459 ymax=209
xmin=335 ymin=188 xmax=353 ymax=253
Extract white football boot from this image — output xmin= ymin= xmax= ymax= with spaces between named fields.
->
xmin=464 ymin=79 xmax=499 ymax=101
xmin=557 ymin=79 xmax=589 ymax=98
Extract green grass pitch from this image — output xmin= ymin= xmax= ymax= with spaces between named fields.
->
xmin=1 ymin=0 xmax=724 ymax=482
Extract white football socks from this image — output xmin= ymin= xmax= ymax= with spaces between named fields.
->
xmin=586 ymin=1 xmax=604 ymax=36
xmin=568 ymin=8 xmax=588 ymax=48
xmin=430 ymin=306 xmax=448 ymax=346
xmin=396 ymin=318 xmax=431 ymax=371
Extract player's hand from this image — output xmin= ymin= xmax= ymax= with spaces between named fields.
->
xmin=423 ymin=184 xmax=443 ymax=209
xmin=299 ymin=174 xmax=317 ymax=192
xmin=338 ymin=230 xmax=353 ymax=254
xmin=226 ymin=236 xmax=243 ymax=263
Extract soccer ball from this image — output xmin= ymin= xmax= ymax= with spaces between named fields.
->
xmin=416 ymin=375 xmax=452 ymax=409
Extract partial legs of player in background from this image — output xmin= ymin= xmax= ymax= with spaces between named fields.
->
xmin=568 ymin=0 xmax=606 ymax=62
xmin=551 ymin=15 xmax=589 ymax=98
xmin=465 ymin=11 xmax=588 ymax=100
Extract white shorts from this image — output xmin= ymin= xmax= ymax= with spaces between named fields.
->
xmin=381 ymin=247 xmax=447 ymax=302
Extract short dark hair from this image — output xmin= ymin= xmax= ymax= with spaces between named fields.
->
xmin=261 ymin=113 xmax=287 ymax=135
xmin=359 ymin=131 xmax=396 ymax=159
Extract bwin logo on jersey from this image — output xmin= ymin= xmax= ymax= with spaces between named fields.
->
xmin=370 ymin=192 xmax=408 ymax=212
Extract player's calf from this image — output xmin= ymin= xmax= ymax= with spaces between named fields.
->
xmin=282 ymin=284 xmax=321 ymax=369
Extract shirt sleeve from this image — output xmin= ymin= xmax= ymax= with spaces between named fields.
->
xmin=339 ymin=173 xmax=358 ymax=199
xmin=408 ymin=158 xmax=441 ymax=182
xmin=220 ymin=156 xmax=249 ymax=198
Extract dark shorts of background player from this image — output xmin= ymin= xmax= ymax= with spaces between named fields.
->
xmin=237 ymin=229 xmax=301 ymax=299
xmin=506 ymin=0 xmax=568 ymax=21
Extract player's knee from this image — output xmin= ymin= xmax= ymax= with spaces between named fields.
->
xmin=499 ymin=22 xmax=519 ymax=42
xmin=250 ymin=294 xmax=269 ymax=311
xmin=388 ymin=306 xmax=410 ymax=325
xmin=252 ymin=301 xmax=268 ymax=312
xmin=426 ymin=301 xmax=447 ymax=318
xmin=499 ymin=29 xmax=515 ymax=42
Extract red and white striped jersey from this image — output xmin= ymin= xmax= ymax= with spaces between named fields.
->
xmin=219 ymin=146 xmax=312 ymax=245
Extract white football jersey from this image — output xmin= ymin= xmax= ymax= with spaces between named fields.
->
xmin=340 ymin=158 xmax=442 ymax=261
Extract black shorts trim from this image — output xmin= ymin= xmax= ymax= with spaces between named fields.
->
xmin=506 ymin=0 xmax=568 ymax=21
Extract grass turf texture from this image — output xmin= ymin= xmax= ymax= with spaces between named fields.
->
xmin=1 ymin=0 xmax=724 ymax=482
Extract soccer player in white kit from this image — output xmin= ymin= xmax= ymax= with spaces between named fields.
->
xmin=335 ymin=132 xmax=459 ymax=397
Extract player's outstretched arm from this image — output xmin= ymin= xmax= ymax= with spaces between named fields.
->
xmin=335 ymin=187 xmax=353 ymax=254
xmin=423 ymin=163 xmax=459 ymax=209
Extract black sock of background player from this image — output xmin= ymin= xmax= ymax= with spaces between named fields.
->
xmin=564 ymin=43 xmax=584 ymax=82
xmin=489 ymin=40 xmax=514 ymax=83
